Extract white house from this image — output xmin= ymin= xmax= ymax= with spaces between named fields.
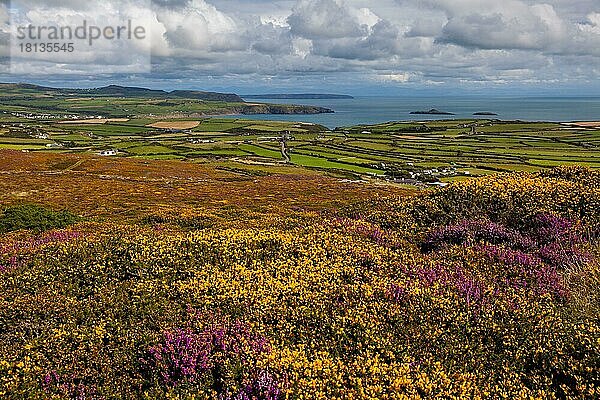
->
xmin=99 ymin=149 xmax=117 ymax=156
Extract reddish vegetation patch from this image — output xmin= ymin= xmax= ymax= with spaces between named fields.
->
xmin=0 ymin=150 xmax=409 ymax=222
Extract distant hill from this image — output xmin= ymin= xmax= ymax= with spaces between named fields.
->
xmin=1 ymin=83 xmax=244 ymax=103
xmin=243 ymin=94 xmax=354 ymax=100
xmin=0 ymin=83 xmax=334 ymax=116
xmin=170 ymin=90 xmax=243 ymax=102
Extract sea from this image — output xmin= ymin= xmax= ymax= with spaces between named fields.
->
xmin=225 ymin=96 xmax=600 ymax=129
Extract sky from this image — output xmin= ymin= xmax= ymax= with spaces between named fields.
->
xmin=0 ymin=0 xmax=599 ymax=96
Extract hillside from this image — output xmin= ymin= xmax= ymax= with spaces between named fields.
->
xmin=1 ymin=83 xmax=245 ymax=102
xmin=0 ymin=152 xmax=598 ymax=399
xmin=0 ymin=83 xmax=334 ymax=116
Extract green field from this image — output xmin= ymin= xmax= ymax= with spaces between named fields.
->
xmin=2 ymin=115 xmax=599 ymax=181
xmin=1 ymin=86 xmax=599 ymax=182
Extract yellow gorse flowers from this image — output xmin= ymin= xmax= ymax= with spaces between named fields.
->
xmin=0 ymin=162 xmax=598 ymax=399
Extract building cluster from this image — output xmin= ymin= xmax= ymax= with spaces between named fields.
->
xmin=188 ymin=139 xmax=215 ymax=144
xmin=382 ymin=162 xmax=472 ymax=186
xmin=1 ymin=123 xmax=48 ymax=138
xmin=10 ymin=112 xmax=85 ymax=120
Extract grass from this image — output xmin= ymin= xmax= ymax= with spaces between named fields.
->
xmin=290 ymin=154 xmax=382 ymax=175
xmin=126 ymin=144 xmax=178 ymax=155
xmin=239 ymin=144 xmax=282 ymax=159
xmin=0 ymin=144 xmax=48 ymax=150
xmin=1 ymin=89 xmax=598 ymax=180
xmin=132 ymin=154 xmax=187 ymax=160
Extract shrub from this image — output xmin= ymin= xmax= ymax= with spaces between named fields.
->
xmin=0 ymin=204 xmax=80 ymax=233
xmin=143 ymin=313 xmax=279 ymax=397
xmin=421 ymin=219 xmax=532 ymax=253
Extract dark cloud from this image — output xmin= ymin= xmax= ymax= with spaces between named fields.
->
xmin=251 ymin=23 xmax=293 ymax=55
xmin=439 ymin=13 xmax=551 ymax=50
xmin=312 ymin=20 xmax=416 ymax=61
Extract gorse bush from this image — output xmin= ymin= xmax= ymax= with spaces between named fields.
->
xmin=0 ymin=167 xmax=598 ymax=399
xmin=353 ymin=166 xmax=600 ymax=238
xmin=0 ymin=204 xmax=80 ymax=233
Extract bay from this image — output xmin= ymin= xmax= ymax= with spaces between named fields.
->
xmin=227 ymin=96 xmax=600 ymax=129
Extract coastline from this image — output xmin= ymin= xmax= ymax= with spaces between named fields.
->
xmin=214 ymin=96 xmax=600 ymax=128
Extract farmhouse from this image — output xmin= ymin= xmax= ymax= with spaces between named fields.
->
xmin=189 ymin=139 xmax=215 ymax=144
xmin=99 ymin=149 xmax=117 ymax=156
xmin=427 ymin=182 xmax=449 ymax=187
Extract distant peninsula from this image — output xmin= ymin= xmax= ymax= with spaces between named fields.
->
xmin=0 ymin=83 xmax=334 ymax=116
xmin=243 ymin=94 xmax=354 ymax=100
xmin=10 ymin=83 xmax=246 ymax=102
xmin=473 ymin=112 xmax=498 ymax=116
xmin=410 ymin=108 xmax=455 ymax=115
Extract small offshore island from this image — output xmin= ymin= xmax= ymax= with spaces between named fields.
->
xmin=410 ymin=108 xmax=455 ymax=115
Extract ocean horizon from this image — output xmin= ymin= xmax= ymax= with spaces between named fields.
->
xmin=230 ymin=96 xmax=600 ymax=128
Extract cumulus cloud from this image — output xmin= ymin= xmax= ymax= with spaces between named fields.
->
xmin=0 ymin=0 xmax=599 ymax=88
xmin=251 ymin=22 xmax=293 ymax=55
xmin=156 ymin=0 xmax=243 ymax=52
xmin=6 ymin=1 xmax=153 ymax=74
xmin=438 ymin=2 xmax=567 ymax=51
xmin=378 ymin=72 xmax=412 ymax=82
xmin=409 ymin=0 xmax=600 ymax=57
xmin=0 ymin=0 xmax=8 ymax=67
xmin=0 ymin=2 xmax=8 ymax=34
xmin=151 ymin=0 xmax=192 ymax=9
xmin=311 ymin=19 xmax=397 ymax=60
xmin=0 ymin=1 xmax=7 ymax=21
xmin=288 ymin=0 xmax=367 ymax=39
xmin=580 ymin=12 xmax=600 ymax=34
xmin=405 ymin=17 xmax=445 ymax=38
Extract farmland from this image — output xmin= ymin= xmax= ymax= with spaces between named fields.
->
xmin=2 ymin=111 xmax=599 ymax=182
xmin=0 ymin=151 xmax=598 ymax=399
xmin=1 ymin=83 xmax=599 ymax=182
